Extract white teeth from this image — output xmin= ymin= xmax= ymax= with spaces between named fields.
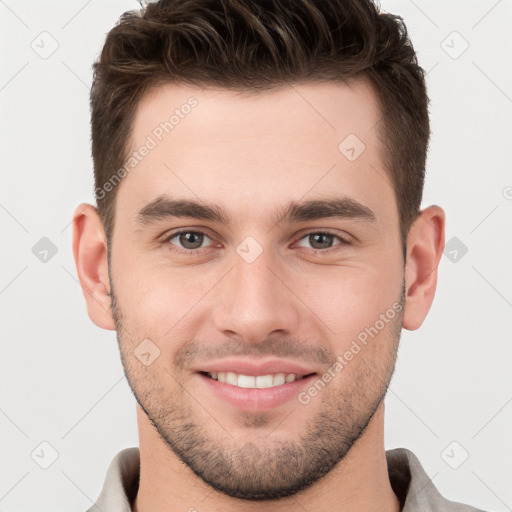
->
xmin=208 ymin=371 xmax=301 ymax=388
xmin=237 ymin=374 xmax=255 ymax=388
xmin=255 ymin=375 xmax=273 ymax=388
xmin=225 ymin=372 xmax=238 ymax=386
xmin=273 ymin=373 xmax=286 ymax=386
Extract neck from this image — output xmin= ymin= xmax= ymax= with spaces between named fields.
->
xmin=133 ymin=402 xmax=400 ymax=512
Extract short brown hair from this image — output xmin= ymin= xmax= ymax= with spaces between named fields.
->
xmin=90 ymin=0 xmax=429 ymax=256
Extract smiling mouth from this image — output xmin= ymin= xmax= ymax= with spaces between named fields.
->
xmin=199 ymin=371 xmax=316 ymax=389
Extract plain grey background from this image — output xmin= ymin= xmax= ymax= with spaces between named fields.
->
xmin=0 ymin=1 xmax=511 ymax=511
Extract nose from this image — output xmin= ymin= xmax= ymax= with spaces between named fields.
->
xmin=212 ymin=244 xmax=303 ymax=344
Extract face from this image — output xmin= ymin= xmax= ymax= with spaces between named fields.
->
xmin=108 ymin=80 xmax=406 ymax=500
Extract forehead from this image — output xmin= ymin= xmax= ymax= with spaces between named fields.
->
xmin=131 ymin=79 xmax=381 ymax=152
xmin=117 ymin=79 xmax=396 ymax=230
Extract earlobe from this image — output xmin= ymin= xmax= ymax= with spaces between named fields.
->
xmin=402 ymin=205 xmax=446 ymax=331
xmin=72 ymin=203 xmax=116 ymax=330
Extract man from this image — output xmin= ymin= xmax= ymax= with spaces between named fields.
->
xmin=72 ymin=0 xmax=485 ymax=510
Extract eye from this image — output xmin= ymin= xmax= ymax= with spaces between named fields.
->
xmin=295 ymin=231 xmax=350 ymax=252
xmin=161 ymin=229 xmax=351 ymax=257
xmin=163 ymin=230 xmax=216 ymax=255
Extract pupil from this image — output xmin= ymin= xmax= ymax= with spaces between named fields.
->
xmin=178 ymin=233 xmax=333 ymax=250
xmin=181 ymin=232 xmax=203 ymax=249
xmin=311 ymin=233 xmax=332 ymax=249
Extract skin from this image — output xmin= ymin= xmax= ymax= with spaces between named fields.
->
xmin=72 ymin=79 xmax=445 ymax=512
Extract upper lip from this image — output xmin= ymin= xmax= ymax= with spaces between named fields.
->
xmin=195 ymin=358 xmax=317 ymax=377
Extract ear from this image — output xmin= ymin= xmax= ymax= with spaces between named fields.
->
xmin=72 ymin=203 xmax=115 ymax=330
xmin=402 ymin=205 xmax=446 ymax=331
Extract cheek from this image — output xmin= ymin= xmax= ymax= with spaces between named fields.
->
xmin=112 ymin=231 xmax=403 ymax=342
xmin=298 ymin=261 xmax=402 ymax=336
xmin=113 ymin=260 xmax=216 ymax=341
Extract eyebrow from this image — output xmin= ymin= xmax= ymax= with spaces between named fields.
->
xmin=135 ymin=195 xmax=377 ymax=227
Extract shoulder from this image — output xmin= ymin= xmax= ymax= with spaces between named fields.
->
xmin=386 ymin=447 xmax=488 ymax=512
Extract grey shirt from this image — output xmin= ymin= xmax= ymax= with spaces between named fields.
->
xmin=86 ymin=447 xmax=485 ymax=511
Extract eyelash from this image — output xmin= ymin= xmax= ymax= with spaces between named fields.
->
xmin=161 ymin=230 xmax=351 ymax=257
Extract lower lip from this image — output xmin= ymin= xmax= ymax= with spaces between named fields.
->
xmin=197 ymin=373 xmax=317 ymax=412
